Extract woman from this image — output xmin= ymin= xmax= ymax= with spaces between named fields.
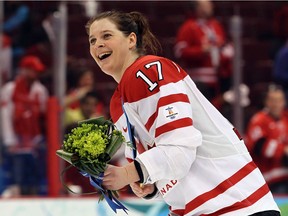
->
xmin=86 ymin=11 xmax=280 ymax=216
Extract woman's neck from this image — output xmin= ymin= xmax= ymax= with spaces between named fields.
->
xmin=114 ymin=53 xmax=140 ymax=83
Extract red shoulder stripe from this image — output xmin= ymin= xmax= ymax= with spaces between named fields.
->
xmin=158 ymin=93 xmax=190 ymax=107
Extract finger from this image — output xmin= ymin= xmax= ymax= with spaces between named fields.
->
xmin=130 ymin=184 xmax=143 ymax=194
xmin=138 ymin=191 xmax=149 ymax=198
xmin=101 ymin=182 xmax=110 ymax=190
xmin=102 ymin=177 xmax=114 ymax=188
xmin=101 ymin=179 xmax=110 ymax=187
xmin=143 ymin=187 xmax=154 ymax=194
xmin=130 ymin=183 xmax=142 ymax=191
xmin=131 ymin=186 xmax=143 ymax=194
xmin=103 ymin=165 xmax=112 ymax=176
xmin=130 ymin=182 xmax=140 ymax=189
xmin=102 ymin=180 xmax=115 ymax=190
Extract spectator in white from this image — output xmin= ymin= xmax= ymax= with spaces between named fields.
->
xmin=0 ymin=55 xmax=48 ymax=196
xmin=0 ymin=34 xmax=12 ymax=84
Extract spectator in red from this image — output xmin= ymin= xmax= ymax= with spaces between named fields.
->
xmin=245 ymin=84 xmax=288 ymax=194
xmin=0 ymin=55 xmax=48 ymax=197
xmin=174 ymin=0 xmax=233 ymax=101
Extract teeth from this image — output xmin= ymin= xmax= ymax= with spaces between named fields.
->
xmin=98 ymin=52 xmax=112 ymax=59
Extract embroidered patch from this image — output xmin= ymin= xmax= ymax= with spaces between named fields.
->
xmin=163 ymin=105 xmax=179 ymax=120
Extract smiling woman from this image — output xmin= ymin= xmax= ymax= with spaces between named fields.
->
xmin=84 ymin=10 xmax=280 ymax=216
xmin=85 ymin=11 xmax=160 ymax=82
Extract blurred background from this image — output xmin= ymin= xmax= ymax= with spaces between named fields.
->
xmin=0 ymin=1 xmax=288 ymax=215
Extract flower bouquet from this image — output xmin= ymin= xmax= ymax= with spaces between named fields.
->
xmin=56 ymin=116 xmax=128 ymax=214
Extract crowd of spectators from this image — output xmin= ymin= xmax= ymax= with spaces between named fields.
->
xmin=0 ymin=1 xmax=105 ymax=197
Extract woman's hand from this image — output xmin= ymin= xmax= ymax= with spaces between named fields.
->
xmin=102 ymin=165 xmax=128 ymax=190
xmin=102 ymin=163 xmax=140 ymax=191
xmin=130 ymin=182 xmax=155 ymax=198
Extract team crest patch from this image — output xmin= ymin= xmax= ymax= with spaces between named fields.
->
xmin=164 ymin=105 xmax=179 ymax=120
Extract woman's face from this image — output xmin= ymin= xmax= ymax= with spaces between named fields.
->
xmin=88 ymin=18 xmax=137 ymax=82
xmin=265 ymin=90 xmax=286 ymax=118
xmin=196 ymin=0 xmax=213 ymax=19
xmin=79 ymin=71 xmax=94 ymax=88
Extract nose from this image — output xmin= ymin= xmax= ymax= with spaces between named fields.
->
xmin=95 ymin=40 xmax=104 ymax=48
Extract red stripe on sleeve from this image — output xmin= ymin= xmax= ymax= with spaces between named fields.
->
xmin=136 ymin=140 xmax=146 ymax=154
xmin=184 ymin=161 xmax=258 ymax=214
xmin=145 ymin=111 xmax=158 ymax=132
xmin=145 ymin=93 xmax=190 ymax=132
xmin=155 ymin=117 xmax=193 ymax=138
xmin=200 ymin=183 xmax=270 ymax=216
xmin=170 ymin=208 xmax=185 ymax=216
xmin=126 ymin=158 xmax=133 ymax=163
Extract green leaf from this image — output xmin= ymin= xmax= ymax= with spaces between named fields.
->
xmin=111 ymin=190 xmax=119 ymax=198
xmin=106 ymin=133 xmax=124 ymax=157
xmin=78 ymin=116 xmax=107 ymax=126
xmin=56 ymin=150 xmax=73 ymax=164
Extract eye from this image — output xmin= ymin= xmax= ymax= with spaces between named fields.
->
xmin=89 ymin=38 xmax=96 ymax=45
xmin=103 ymin=33 xmax=111 ymax=39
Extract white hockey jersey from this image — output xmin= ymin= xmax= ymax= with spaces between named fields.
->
xmin=110 ymin=55 xmax=279 ymax=216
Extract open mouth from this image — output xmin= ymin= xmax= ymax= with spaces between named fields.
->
xmin=98 ymin=52 xmax=112 ymax=60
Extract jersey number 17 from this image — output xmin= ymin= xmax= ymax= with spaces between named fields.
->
xmin=136 ymin=61 xmax=163 ymax=92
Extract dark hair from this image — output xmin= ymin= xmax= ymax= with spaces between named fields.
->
xmin=80 ymin=91 xmax=99 ymax=104
xmin=266 ymin=83 xmax=284 ymax=98
xmin=267 ymin=83 xmax=283 ymax=92
xmin=85 ymin=11 xmax=161 ymax=55
xmin=261 ymin=83 xmax=284 ymax=106
xmin=66 ymin=66 xmax=93 ymax=90
xmin=189 ymin=0 xmax=199 ymax=11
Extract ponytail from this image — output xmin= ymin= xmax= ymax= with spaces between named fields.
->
xmin=128 ymin=11 xmax=162 ymax=55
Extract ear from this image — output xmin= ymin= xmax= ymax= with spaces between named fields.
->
xmin=128 ymin=32 xmax=137 ymax=49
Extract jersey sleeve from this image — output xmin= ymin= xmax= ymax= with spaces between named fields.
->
xmin=122 ymin=57 xmax=202 ymax=183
